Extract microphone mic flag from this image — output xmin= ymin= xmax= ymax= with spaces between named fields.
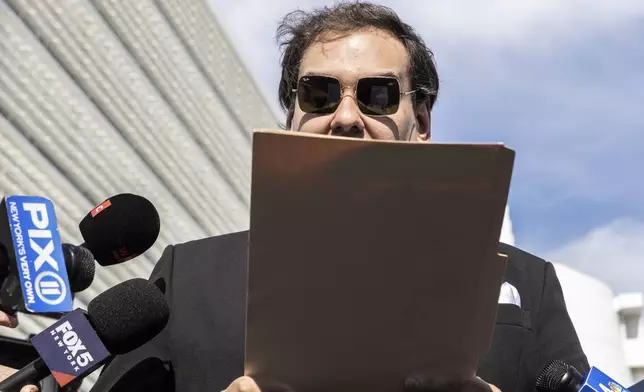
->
xmin=32 ymin=308 xmax=111 ymax=386
xmin=0 ymin=196 xmax=73 ymax=314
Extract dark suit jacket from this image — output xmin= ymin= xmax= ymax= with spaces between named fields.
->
xmin=90 ymin=231 xmax=589 ymax=392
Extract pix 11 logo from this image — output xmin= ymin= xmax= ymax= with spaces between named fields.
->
xmin=31 ymin=309 xmax=110 ymax=387
xmin=3 ymin=195 xmax=73 ymax=312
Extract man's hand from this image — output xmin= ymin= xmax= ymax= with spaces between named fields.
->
xmin=0 ymin=310 xmax=18 ymax=328
xmin=0 ymin=364 xmax=39 ymax=392
xmin=477 ymin=377 xmax=501 ymax=392
xmin=0 ymin=312 xmax=38 ymax=391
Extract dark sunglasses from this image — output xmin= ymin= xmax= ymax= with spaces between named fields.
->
xmin=293 ymin=75 xmax=416 ymax=116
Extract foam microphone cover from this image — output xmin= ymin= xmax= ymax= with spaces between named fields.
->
xmin=79 ymin=193 xmax=160 ymax=266
xmin=87 ymin=278 xmax=169 ymax=355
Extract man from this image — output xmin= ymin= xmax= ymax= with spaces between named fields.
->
xmin=0 ymin=2 xmax=589 ymax=392
xmin=0 ymin=316 xmax=40 ymax=392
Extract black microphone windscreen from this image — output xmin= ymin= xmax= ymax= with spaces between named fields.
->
xmin=87 ymin=278 xmax=169 ymax=355
xmin=62 ymin=243 xmax=95 ymax=292
xmin=79 ymin=193 xmax=160 ymax=266
xmin=536 ymin=360 xmax=577 ymax=392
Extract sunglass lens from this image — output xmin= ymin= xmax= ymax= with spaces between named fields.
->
xmin=356 ymin=77 xmax=400 ymax=115
xmin=297 ymin=76 xmax=341 ymax=114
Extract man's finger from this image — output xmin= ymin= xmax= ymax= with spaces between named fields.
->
xmin=0 ymin=365 xmax=39 ymax=392
xmin=0 ymin=364 xmax=16 ymax=380
xmin=0 ymin=311 xmax=18 ymax=328
xmin=20 ymin=385 xmax=40 ymax=392
xmin=223 ymin=376 xmax=262 ymax=392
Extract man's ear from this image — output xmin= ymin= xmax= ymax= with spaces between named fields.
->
xmin=415 ymin=100 xmax=431 ymax=141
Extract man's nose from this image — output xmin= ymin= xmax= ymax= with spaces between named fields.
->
xmin=330 ymin=96 xmax=365 ymax=138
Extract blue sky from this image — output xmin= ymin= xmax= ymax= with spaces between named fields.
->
xmin=209 ymin=0 xmax=644 ymax=293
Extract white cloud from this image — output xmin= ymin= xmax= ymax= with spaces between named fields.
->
xmin=546 ymin=219 xmax=644 ymax=294
xmin=500 ymin=205 xmax=515 ymax=246
xmin=395 ymin=0 xmax=644 ymax=43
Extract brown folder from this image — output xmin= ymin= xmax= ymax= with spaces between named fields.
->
xmin=246 ymin=130 xmax=515 ymax=392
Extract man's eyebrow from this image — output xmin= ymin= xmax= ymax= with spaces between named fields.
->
xmin=370 ymin=71 xmax=400 ymax=78
xmin=300 ymin=70 xmax=402 ymax=79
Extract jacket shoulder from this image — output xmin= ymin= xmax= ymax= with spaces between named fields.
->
xmin=498 ymin=242 xmax=550 ymax=279
xmin=168 ymin=230 xmax=249 ymax=266
xmin=498 ymin=242 xmax=549 ymax=312
xmin=174 ymin=229 xmax=250 ymax=252
xmin=499 ymin=242 xmax=546 ymax=268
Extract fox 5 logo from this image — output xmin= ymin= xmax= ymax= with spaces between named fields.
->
xmin=50 ymin=320 xmax=95 ymax=372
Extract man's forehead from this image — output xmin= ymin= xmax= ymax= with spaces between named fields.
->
xmin=298 ymin=29 xmax=410 ymax=83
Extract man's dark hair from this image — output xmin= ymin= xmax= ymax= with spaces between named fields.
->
xmin=276 ymin=1 xmax=440 ymax=128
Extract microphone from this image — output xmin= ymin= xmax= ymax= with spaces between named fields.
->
xmin=54 ymin=193 xmax=161 ymax=293
xmin=1 ymin=193 xmax=160 ymax=315
xmin=536 ymin=360 xmax=630 ymax=392
xmin=0 ymin=278 xmax=169 ymax=392
xmin=61 ymin=243 xmax=95 ymax=294
xmin=0 ymin=335 xmax=38 ymax=369
xmin=78 ymin=193 xmax=160 ymax=266
xmin=0 ymin=196 xmax=73 ymax=314
xmin=0 ymin=242 xmax=95 ymax=315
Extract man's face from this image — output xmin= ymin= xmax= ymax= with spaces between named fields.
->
xmin=290 ymin=28 xmax=431 ymax=141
